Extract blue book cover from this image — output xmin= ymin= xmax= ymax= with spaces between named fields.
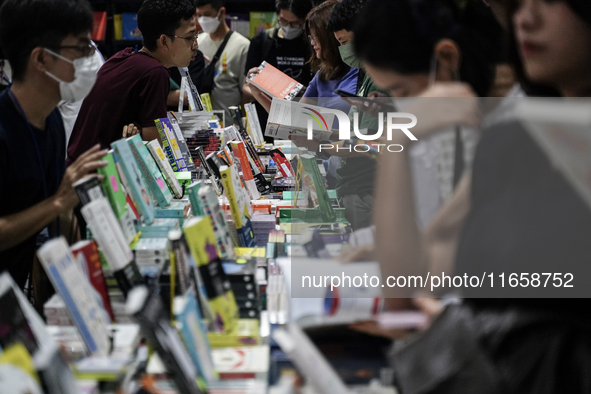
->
xmin=111 ymin=138 xmax=155 ymax=225
xmin=121 ymin=13 xmax=141 ymax=40
xmin=127 ymin=135 xmax=173 ymax=208
xmin=174 ymin=293 xmax=218 ymax=384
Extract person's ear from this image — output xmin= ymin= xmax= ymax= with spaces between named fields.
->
xmin=158 ymin=34 xmax=170 ymax=50
xmin=433 ymin=39 xmax=461 ymax=81
xmin=218 ymin=7 xmax=226 ymax=20
xmin=30 ymin=47 xmax=49 ymax=73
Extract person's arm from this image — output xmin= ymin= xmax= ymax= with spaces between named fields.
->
xmin=141 ymin=126 xmax=160 ymax=144
xmin=137 ymin=67 xmax=169 ymax=144
xmin=0 ymin=145 xmax=108 ymax=252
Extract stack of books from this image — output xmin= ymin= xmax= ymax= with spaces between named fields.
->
xmin=250 ymin=214 xmax=276 ymax=247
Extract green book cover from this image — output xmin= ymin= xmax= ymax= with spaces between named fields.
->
xmin=186 ymin=182 xmax=204 ymax=217
xmin=97 ymin=151 xmax=137 ymax=243
xmin=127 ymin=135 xmax=173 ymax=207
xmin=249 ymin=12 xmax=277 ymax=38
xmin=300 ymin=154 xmax=336 ymax=222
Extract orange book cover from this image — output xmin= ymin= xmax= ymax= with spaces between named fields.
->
xmin=92 ymin=11 xmax=107 ymax=41
xmin=247 ymin=61 xmax=304 ymax=101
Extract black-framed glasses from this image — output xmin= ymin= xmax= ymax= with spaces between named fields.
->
xmin=278 ymin=17 xmax=303 ymax=28
xmin=167 ymin=33 xmax=199 ymax=44
xmin=53 ymin=43 xmax=96 ymax=57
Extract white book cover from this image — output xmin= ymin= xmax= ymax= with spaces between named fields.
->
xmin=244 ymin=102 xmax=264 ymax=146
xmin=266 ymin=98 xmax=335 ymax=141
xmin=36 ymin=238 xmax=111 ymax=357
xmin=146 ymin=140 xmax=183 ymax=198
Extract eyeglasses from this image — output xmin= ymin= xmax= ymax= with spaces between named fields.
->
xmin=278 ymin=17 xmax=303 ymax=29
xmin=307 ymin=35 xmax=318 ymax=45
xmin=53 ymin=43 xmax=96 ymax=57
xmin=167 ymin=33 xmax=199 ymax=44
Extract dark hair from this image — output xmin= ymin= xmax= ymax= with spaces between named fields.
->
xmin=353 ymin=0 xmax=501 ymax=97
xmin=275 ymin=0 xmax=314 ymax=20
xmin=0 ymin=0 xmax=93 ymax=82
xmin=195 ymin=0 xmax=225 ymax=10
xmin=507 ymin=0 xmax=591 ymax=97
xmin=139 ymin=0 xmax=195 ymax=52
xmin=327 ymin=0 xmax=367 ymax=33
xmin=306 ymin=0 xmax=350 ymax=82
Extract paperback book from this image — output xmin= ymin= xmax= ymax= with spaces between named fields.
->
xmin=247 ymin=61 xmax=303 ymax=101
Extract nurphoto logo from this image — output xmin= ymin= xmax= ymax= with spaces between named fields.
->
xmin=305 ymin=107 xmax=418 ymax=153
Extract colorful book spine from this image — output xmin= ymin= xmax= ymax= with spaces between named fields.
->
xmin=220 ymin=165 xmax=255 ymax=247
xmin=300 ymin=154 xmax=336 ymax=222
xmin=98 ymin=151 xmax=138 ymax=243
xmin=37 ymin=237 xmax=111 ymax=357
xmin=230 ymin=141 xmax=260 ymax=200
xmin=73 ymin=176 xmax=104 ymax=206
xmin=198 ymin=185 xmax=235 ymax=259
xmin=127 ymin=135 xmax=173 ymax=208
xmin=167 ymin=112 xmax=196 ymax=171
xmin=173 ymin=293 xmax=218 ymax=384
xmin=186 ymin=181 xmax=204 ymax=217
xmin=70 ymin=240 xmax=115 ymax=322
xmin=111 ymin=138 xmax=155 ymax=224
xmin=155 ymin=118 xmax=188 ymax=172
xmin=183 ymin=216 xmax=239 ymax=333
xmin=146 ymin=140 xmax=183 ymax=198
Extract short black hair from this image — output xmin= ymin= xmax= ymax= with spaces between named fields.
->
xmin=275 ymin=0 xmax=314 ymax=20
xmin=353 ymin=0 xmax=501 ymax=97
xmin=195 ymin=0 xmax=225 ymax=10
xmin=138 ymin=0 xmax=196 ymax=52
xmin=0 ymin=0 xmax=93 ymax=82
xmin=327 ymin=0 xmax=367 ymax=33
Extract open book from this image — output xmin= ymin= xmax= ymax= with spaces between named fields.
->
xmin=247 ymin=61 xmax=304 ymax=101
xmin=265 ymin=98 xmax=335 ymax=140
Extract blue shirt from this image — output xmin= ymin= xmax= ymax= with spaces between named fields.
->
xmin=304 ymin=67 xmax=359 ymax=121
xmin=0 ymin=89 xmax=66 ymax=288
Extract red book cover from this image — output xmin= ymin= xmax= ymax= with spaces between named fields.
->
xmin=71 ymin=240 xmax=115 ymax=321
xmin=92 ymin=11 xmax=107 ymax=41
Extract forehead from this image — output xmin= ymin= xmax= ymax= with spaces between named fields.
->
xmin=196 ymin=5 xmax=217 ymax=15
xmin=61 ymin=32 xmax=91 ymax=46
xmin=278 ymin=9 xmax=299 ymax=21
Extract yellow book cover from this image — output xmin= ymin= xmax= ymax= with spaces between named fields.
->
xmin=114 ymin=14 xmax=122 ymax=41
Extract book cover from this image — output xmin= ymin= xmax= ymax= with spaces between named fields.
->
xmin=71 ymin=240 xmax=115 ymax=322
xmin=92 ymin=11 xmax=107 ymax=41
xmin=126 ymin=286 xmax=204 ymax=394
xmin=154 ymin=200 xmax=188 ymax=218
xmin=155 ymin=118 xmax=188 ymax=172
xmin=174 ymin=293 xmax=218 ymax=383
xmin=198 ymin=185 xmax=236 ymax=259
xmin=73 ymin=175 xmax=104 ymax=206
xmin=37 ymin=237 xmax=111 ymax=357
xmin=121 ymin=13 xmax=141 ymax=40
xmin=112 ymin=152 xmax=141 ymax=220
xmin=146 ymin=140 xmax=183 ymax=198
xmin=127 ymin=135 xmax=173 ymax=207
xmin=167 ymin=112 xmax=197 ymax=170
xmin=212 ymin=345 xmax=269 ymax=380
xmin=177 ymin=69 xmax=205 ymax=112
xmin=186 ymin=181 xmax=205 ymax=217
xmin=111 ymin=138 xmax=156 ymax=224
xmin=184 ymin=216 xmax=239 ymax=333
xmin=97 ymin=151 xmax=137 ymax=243
xmin=244 ymin=102 xmax=265 ymax=147
xmin=230 ymin=141 xmax=260 ymax=200
xmin=0 ymin=287 xmax=38 ymax=355
xmin=247 ymin=61 xmax=303 ymax=101
xmin=0 ymin=343 xmax=43 ymax=394
xmin=300 ymin=154 xmax=336 ymax=222
xmin=266 ymin=98 xmax=335 ymax=141
xmin=220 ymin=165 xmax=256 ymax=247
xmin=249 ymin=12 xmax=276 ymax=38
xmin=113 ymin=14 xmax=122 ymax=40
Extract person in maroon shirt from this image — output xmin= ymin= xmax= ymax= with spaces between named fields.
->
xmin=67 ymin=0 xmax=198 ymax=164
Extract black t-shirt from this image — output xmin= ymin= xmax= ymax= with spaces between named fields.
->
xmin=0 ymin=89 xmax=66 ymax=288
xmin=245 ymin=27 xmax=313 ymax=132
xmin=169 ymin=50 xmax=206 ymax=94
xmin=455 ymin=120 xmax=591 ymax=314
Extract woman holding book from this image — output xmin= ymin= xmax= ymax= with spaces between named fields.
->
xmin=353 ymin=0 xmax=591 ymax=392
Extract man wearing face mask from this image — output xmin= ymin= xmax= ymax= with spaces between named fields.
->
xmin=67 ymin=0 xmax=198 ymax=164
xmin=196 ymin=0 xmax=250 ymax=124
xmin=0 ymin=0 xmax=109 ymax=288
xmin=243 ymin=0 xmax=314 ymax=138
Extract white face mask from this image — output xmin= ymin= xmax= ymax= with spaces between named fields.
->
xmin=198 ymin=11 xmax=221 ymax=34
xmin=280 ymin=24 xmax=303 ymax=40
xmin=44 ymin=48 xmax=101 ymax=103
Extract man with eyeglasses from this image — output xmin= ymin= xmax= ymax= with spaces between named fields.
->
xmin=243 ymin=0 xmax=314 ymax=138
xmin=67 ymin=0 xmax=198 ymax=165
xmin=0 ymin=0 xmax=109 ymax=288
xmin=196 ymin=0 xmax=250 ymax=124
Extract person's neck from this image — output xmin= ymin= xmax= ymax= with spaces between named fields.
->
xmin=10 ymin=79 xmax=59 ymax=129
xmin=558 ymin=74 xmax=591 ymax=97
xmin=139 ymin=46 xmax=172 ymax=68
xmin=210 ymin=21 xmax=230 ymax=41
